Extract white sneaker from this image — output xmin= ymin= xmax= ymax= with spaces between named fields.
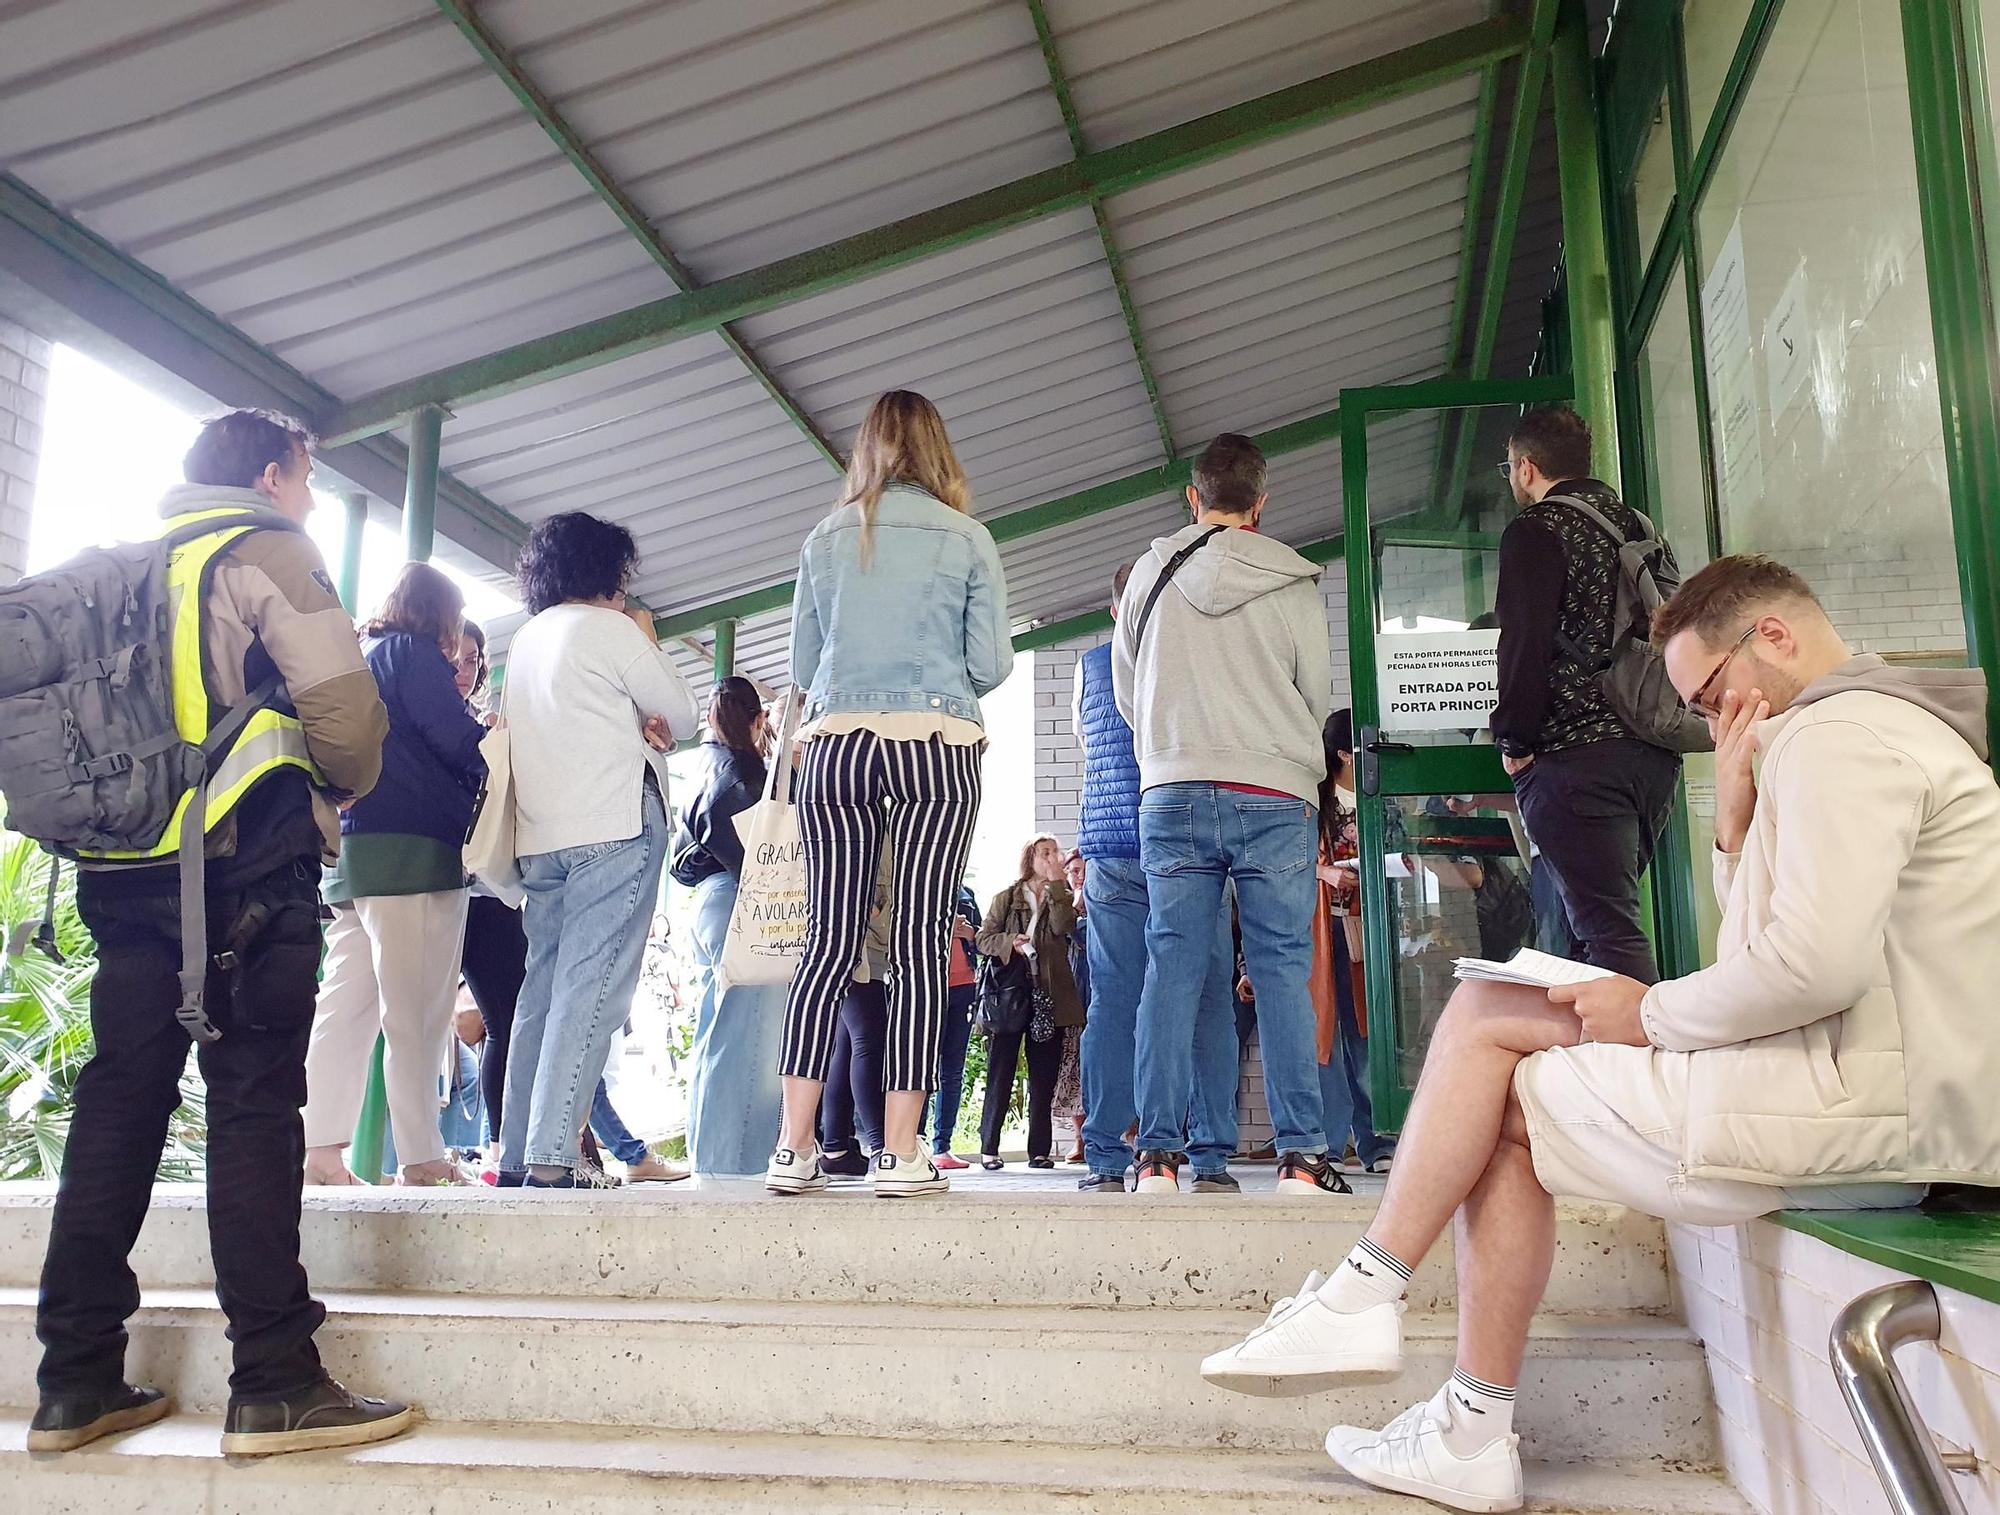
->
xmin=1326 ymin=1391 xmax=1524 ymax=1513
xmin=765 ymin=1145 xmax=829 ymax=1194
xmin=1200 ymin=1271 xmax=1405 ymax=1395
xmin=874 ymin=1148 xmax=949 ymax=1198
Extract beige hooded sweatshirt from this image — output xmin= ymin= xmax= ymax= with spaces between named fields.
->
xmin=1641 ymin=655 xmax=2000 ymax=1188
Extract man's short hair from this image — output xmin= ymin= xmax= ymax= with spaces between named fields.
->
xmin=1651 ymin=554 xmax=1821 ymax=648
xmin=1192 ymin=433 xmax=1267 ymax=513
xmin=1507 ymin=406 xmax=1592 ymax=483
xmin=184 ymin=408 xmax=314 ymax=489
xmin=1111 ymin=563 xmax=1132 ymax=604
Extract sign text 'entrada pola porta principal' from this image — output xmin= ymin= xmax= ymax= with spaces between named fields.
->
xmin=1377 ymin=629 xmax=1501 ymax=732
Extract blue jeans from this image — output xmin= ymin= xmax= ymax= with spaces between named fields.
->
xmin=502 ymin=786 xmax=669 ymax=1174
xmin=1136 ymin=784 xmax=1326 ymax=1157
xmin=1319 ymin=926 xmax=1391 ymax=1165
xmin=930 ymin=982 xmax=975 ymax=1152
xmin=589 ymin=1079 xmax=649 ymax=1166
xmin=685 ymin=872 xmax=786 ymax=1176
xmin=1081 ymin=856 xmax=1237 ymax=1177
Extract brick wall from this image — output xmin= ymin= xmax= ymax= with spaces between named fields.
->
xmin=0 ymin=320 xmax=51 ymax=585
xmin=1670 ymin=1220 xmax=2000 ymax=1515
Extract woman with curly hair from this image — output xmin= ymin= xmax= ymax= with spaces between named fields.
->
xmin=303 ymin=563 xmax=487 ymax=1185
xmin=495 ymin=512 xmax=699 ymax=1188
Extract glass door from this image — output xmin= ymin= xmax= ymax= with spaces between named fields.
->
xmin=1340 ymin=376 xmax=1573 ymax=1128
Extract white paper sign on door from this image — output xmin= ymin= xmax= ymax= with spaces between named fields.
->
xmin=1701 ymin=213 xmax=1764 ymax=513
xmin=1377 ymin=629 xmax=1501 ymax=732
xmin=1764 ymin=263 xmax=1810 ymax=421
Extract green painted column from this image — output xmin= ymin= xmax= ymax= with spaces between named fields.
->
xmin=713 ymin=618 xmax=736 ymax=681
xmin=401 ymin=404 xmax=444 ymax=564
xmin=1551 ymin=0 xmax=1621 ymax=490
xmin=335 ymin=491 xmax=367 ymax=614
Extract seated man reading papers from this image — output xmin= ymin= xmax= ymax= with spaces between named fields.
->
xmin=1201 ymin=554 xmax=2000 ymax=1513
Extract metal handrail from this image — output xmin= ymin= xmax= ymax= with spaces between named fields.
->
xmin=1830 ymin=1281 xmax=1973 ymax=1515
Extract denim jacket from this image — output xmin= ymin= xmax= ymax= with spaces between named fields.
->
xmin=790 ymin=484 xmax=1012 ymax=724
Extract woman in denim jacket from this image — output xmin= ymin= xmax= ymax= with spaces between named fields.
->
xmin=767 ymin=390 xmax=1012 ymax=1198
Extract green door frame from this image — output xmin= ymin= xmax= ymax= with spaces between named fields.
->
xmin=1342 ymin=374 xmax=1571 ymax=1128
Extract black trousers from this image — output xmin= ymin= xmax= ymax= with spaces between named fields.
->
xmin=819 ymin=980 xmax=888 ymax=1155
xmin=39 ymin=857 xmax=327 ymax=1402
xmin=1513 ymin=737 xmax=1680 ymax=984
xmin=460 ymin=893 xmax=528 ymax=1145
xmin=978 ymin=1026 xmax=1064 ymax=1159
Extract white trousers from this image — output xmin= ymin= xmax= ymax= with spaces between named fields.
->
xmin=303 ymin=889 xmax=470 ymax=1166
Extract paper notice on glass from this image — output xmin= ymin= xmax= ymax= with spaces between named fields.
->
xmin=1452 ymin=948 xmax=1615 ymax=989
xmin=1701 ymin=213 xmax=1764 ymax=514
xmin=1764 ymin=262 xmax=1811 ymax=421
xmin=1376 ymin=630 xmax=1501 ymax=733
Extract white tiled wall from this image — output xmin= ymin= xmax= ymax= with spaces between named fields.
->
xmin=1669 ymin=1219 xmax=2000 ymax=1515
xmin=0 ymin=318 xmax=50 ymax=586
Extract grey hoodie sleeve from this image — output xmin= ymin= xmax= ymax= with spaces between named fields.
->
xmin=1291 ymin=580 xmax=1335 ymax=734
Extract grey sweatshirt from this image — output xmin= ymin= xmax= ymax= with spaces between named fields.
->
xmin=1111 ymin=522 xmax=1333 ymax=803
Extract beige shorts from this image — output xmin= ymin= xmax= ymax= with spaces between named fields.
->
xmin=1512 ymin=1043 xmax=1921 ymax=1226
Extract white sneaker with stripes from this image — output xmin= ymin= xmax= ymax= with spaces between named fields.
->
xmin=1198 ymin=1270 xmax=1405 ymax=1395
xmin=873 ymin=1147 xmax=950 ymax=1198
xmin=765 ymin=1144 xmax=829 ymax=1194
xmin=1326 ymin=1390 xmax=1524 ymax=1513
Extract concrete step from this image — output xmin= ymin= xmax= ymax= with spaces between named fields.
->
xmin=0 ymin=1186 xmax=1672 ymax=1314
xmin=0 ymin=1289 xmax=1716 ymax=1464
xmin=0 ymin=1413 xmax=1751 ymax=1515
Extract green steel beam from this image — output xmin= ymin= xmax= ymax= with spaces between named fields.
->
xmin=431 ymin=0 xmax=843 ymax=475
xmin=649 ymin=403 xmax=1348 ymax=642
xmin=1013 ymin=609 xmax=1111 ymax=653
xmin=336 ymin=491 xmax=367 ymax=614
xmin=402 ymin=404 xmax=443 ymax=563
xmin=1551 ymin=0 xmax=1621 ymax=489
xmin=1428 ymin=48 xmax=1502 ymax=518
xmin=1902 ymin=0 xmax=2000 ymax=760
xmin=1376 ymin=527 xmax=1503 ymax=551
xmin=322 ymin=13 xmax=1531 ymax=445
xmin=712 ymin=618 xmax=737 ymax=680
xmin=1027 ymin=0 xmax=1176 ymax=462
xmin=0 ymin=173 xmax=533 ymax=575
xmin=1441 ymin=0 xmax=1559 ymax=522
xmin=1686 ymin=0 xmax=1785 ymax=210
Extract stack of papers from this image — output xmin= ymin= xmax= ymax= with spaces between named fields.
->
xmin=1452 ymin=948 xmax=1615 ymax=989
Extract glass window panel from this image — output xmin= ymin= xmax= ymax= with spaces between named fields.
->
xmin=1632 ymin=89 xmax=1677 ymax=269
xmin=1638 ymin=264 xmax=1712 ymax=575
xmin=1695 ymin=0 xmax=1963 ymax=663
xmin=1684 ymin=0 xmax=1760 ymax=155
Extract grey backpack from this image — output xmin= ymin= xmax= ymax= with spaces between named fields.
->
xmin=1546 ymin=495 xmax=1713 ymax=756
xmin=0 ymin=513 xmax=290 ymax=1039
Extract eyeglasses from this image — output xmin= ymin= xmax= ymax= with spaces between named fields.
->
xmin=1495 ymin=460 xmax=1514 ymax=480
xmin=1686 ymin=624 xmax=1760 ymax=719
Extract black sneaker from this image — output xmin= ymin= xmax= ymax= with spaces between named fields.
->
xmin=1275 ymin=1150 xmax=1352 ymax=1196
xmin=820 ymin=1147 xmax=870 ymax=1178
xmin=1192 ymin=1169 xmax=1241 ymax=1194
xmin=1132 ymin=1148 xmax=1184 ymax=1194
xmin=220 ymin=1377 xmax=415 ymax=1457
xmin=1077 ymin=1171 xmax=1126 ymax=1192
xmin=28 ymin=1384 xmax=171 ymax=1452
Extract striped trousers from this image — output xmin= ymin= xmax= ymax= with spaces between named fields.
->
xmin=779 ymin=729 xmax=983 ymax=1091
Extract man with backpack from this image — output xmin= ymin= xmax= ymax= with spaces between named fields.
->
xmin=9 ymin=410 xmax=406 ymax=1455
xmin=1112 ymin=433 xmax=1340 ymax=1197
xmin=1488 ymin=406 xmax=1700 ymax=983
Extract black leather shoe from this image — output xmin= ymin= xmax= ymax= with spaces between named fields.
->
xmin=1077 ymin=1172 xmax=1126 ymax=1192
xmin=28 ymin=1384 xmax=170 ymax=1452
xmin=221 ymin=1377 xmax=416 ymax=1456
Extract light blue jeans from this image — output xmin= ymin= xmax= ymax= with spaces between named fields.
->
xmin=1080 ymin=855 xmax=1238 ymax=1177
xmin=684 ymin=871 xmax=786 ymax=1176
xmin=501 ymin=786 xmax=668 ymax=1174
xmin=1136 ymin=784 xmax=1326 ymax=1157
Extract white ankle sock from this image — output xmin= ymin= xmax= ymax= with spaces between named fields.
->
xmin=1317 ymin=1237 xmax=1413 ymax=1313
xmin=1441 ymin=1368 xmax=1516 ymax=1456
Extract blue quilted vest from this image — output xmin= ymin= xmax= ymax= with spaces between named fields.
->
xmin=1076 ymin=641 xmax=1140 ymax=860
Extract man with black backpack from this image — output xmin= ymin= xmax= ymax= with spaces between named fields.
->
xmin=9 ymin=410 xmax=406 ymax=1455
xmin=1489 ymin=406 xmax=1701 ymax=984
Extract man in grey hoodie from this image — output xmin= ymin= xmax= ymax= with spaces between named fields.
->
xmin=1111 ymin=433 xmax=1341 ymax=1197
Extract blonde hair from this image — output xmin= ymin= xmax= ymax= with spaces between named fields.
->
xmin=838 ymin=390 xmax=971 ymax=565
xmin=1016 ymin=833 xmax=1060 ymax=886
